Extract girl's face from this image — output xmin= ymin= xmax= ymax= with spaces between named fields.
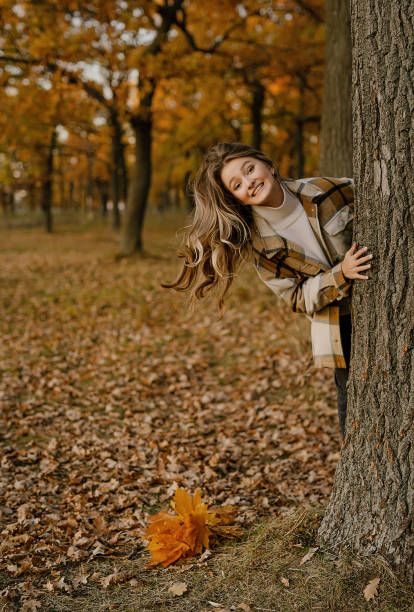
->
xmin=220 ymin=156 xmax=280 ymax=207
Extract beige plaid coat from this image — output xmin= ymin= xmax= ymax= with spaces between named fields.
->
xmin=251 ymin=176 xmax=355 ymax=369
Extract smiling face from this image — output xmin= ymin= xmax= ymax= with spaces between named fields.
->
xmin=220 ymin=156 xmax=283 ymax=207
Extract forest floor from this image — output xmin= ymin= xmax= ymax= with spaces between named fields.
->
xmin=1 ymin=212 xmax=413 ymax=611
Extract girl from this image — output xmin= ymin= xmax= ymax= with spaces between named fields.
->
xmin=163 ymin=142 xmax=373 ymax=437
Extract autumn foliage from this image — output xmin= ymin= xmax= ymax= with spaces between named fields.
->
xmin=145 ymin=488 xmax=242 ymax=568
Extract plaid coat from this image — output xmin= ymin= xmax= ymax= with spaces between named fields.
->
xmin=251 ymin=176 xmax=355 ymax=369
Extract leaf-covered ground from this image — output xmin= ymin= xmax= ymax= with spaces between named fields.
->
xmin=0 ymin=214 xmax=343 ymax=606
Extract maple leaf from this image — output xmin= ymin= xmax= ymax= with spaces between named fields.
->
xmin=145 ymin=488 xmax=240 ymax=568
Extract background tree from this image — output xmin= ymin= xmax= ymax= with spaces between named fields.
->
xmin=319 ymin=0 xmax=352 ymax=175
xmin=318 ymin=0 xmax=414 ymax=580
xmin=0 ymin=0 xmax=325 ymax=238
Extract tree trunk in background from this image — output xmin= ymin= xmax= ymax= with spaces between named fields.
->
xmin=183 ymin=170 xmax=193 ymax=211
xmin=296 ymin=75 xmax=306 ymax=177
xmin=86 ymin=143 xmax=94 ymax=212
xmin=319 ymin=0 xmax=352 ymax=176
xmin=318 ymin=0 xmax=414 ymax=580
xmin=109 ymin=110 xmax=125 ymax=230
xmin=120 ymin=137 xmax=128 ymax=205
xmin=250 ymin=80 xmax=265 ymax=150
xmin=120 ymin=86 xmax=154 ymax=254
xmin=41 ymin=127 xmax=56 ymax=233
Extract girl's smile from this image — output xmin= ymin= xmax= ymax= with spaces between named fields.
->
xmin=220 ymin=156 xmax=283 ymax=207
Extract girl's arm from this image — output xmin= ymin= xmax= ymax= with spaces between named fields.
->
xmin=255 ymin=242 xmax=372 ymax=316
xmin=255 ymin=262 xmax=351 ymax=316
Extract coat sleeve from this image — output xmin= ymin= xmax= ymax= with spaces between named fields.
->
xmin=255 ymin=260 xmax=352 ymax=315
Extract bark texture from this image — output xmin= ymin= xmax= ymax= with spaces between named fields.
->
xmin=319 ymin=0 xmax=353 ymax=175
xmin=318 ymin=1 xmax=414 ymax=580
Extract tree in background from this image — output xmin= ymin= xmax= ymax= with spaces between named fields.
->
xmin=319 ymin=0 xmax=352 ymax=175
xmin=0 ymin=0 xmax=325 ymax=242
xmin=318 ymin=0 xmax=414 ymax=580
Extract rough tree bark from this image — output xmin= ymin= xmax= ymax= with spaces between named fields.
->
xmin=318 ymin=0 xmax=414 ymax=580
xmin=319 ymin=0 xmax=353 ymax=175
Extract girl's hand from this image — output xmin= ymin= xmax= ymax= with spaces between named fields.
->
xmin=341 ymin=243 xmax=373 ymax=280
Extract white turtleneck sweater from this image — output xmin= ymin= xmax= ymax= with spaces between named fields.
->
xmin=252 ymin=182 xmax=330 ymax=266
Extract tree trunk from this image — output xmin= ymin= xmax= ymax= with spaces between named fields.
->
xmin=41 ymin=127 xmax=56 ymax=233
xmin=296 ymin=75 xmax=306 ymax=177
xmin=319 ymin=0 xmax=353 ymax=176
xmin=250 ymin=80 xmax=265 ymax=150
xmin=120 ymin=137 xmax=128 ymax=204
xmin=120 ymin=86 xmax=154 ymax=254
xmin=183 ymin=170 xmax=194 ymax=211
xmin=318 ymin=0 xmax=414 ymax=581
xmin=109 ymin=110 xmax=125 ymax=230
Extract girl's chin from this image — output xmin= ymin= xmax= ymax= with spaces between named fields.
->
xmin=249 ymin=186 xmax=270 ymax=205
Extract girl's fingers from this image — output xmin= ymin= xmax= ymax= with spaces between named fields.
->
xmin=351 ymin=273 xmax=369 ymax=279
xmin=357 ymin=254 xmax=373 ymax=263
xmin=356 ymin=246 xmax=369 ymax=256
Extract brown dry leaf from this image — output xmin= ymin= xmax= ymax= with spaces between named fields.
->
xmin=280 ymin=577 xmax=290 ymax=587
xmin=101 ymin=572 xmax=119 ymax=589
xmin=238 ymin=604 xmax=253 ymax=611
xmin=363 ymin=576 xmax=380 ymax=601
xmin=21 ymin=600 xmax=42 ymax=612
xmin=72 ymin=572 xmax=89 ymax=588
xmin=299 ymin=546 xmax=319 ymax=565
xmin=168 ymin=581 xmax=188 ymax=596
xmin=197 ymin=549 xmax=212 ymax=563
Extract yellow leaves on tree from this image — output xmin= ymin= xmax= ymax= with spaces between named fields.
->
xmin=145 ymin=488 xmax=242 ymax=568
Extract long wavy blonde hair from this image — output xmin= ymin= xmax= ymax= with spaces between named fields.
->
xmin=162 ymin=142 xmax=280 ymax=310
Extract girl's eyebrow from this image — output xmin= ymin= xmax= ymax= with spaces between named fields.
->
xmin=229 ymin=160 xmax=250 ymax=189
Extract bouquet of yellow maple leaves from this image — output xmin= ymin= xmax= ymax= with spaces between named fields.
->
xmin=144 ymin=488 xmax=243 ymax=568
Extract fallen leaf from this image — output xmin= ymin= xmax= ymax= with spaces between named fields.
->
xmin=168 ymin=581 xmax=188 ymax=596
xmin=101 ymin=572 xmax=120 ymax=589
xmin=363 ymin=576 xmax=380 ymax=601
xmin=72 ymin=572 xmax=89 ymax=588
xmin=21 ymin=600 xmax=42 ymax=612
xmin=280 ymin=577 xmax=290 ymax=587
xmin=299 ymin=546 xmax=319 ymax=565
xmin=197 ymin=549 xmax=212 ymax=563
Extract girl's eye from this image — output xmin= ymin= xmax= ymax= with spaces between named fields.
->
xmin=234 ymin=183 xmax=240 ymax=191
xmin=248 ymin=165 xmax=254 ymax=173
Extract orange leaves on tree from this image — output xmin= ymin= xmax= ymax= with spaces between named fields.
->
xmin=145 ymin=488 xmax=241 ymax=568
